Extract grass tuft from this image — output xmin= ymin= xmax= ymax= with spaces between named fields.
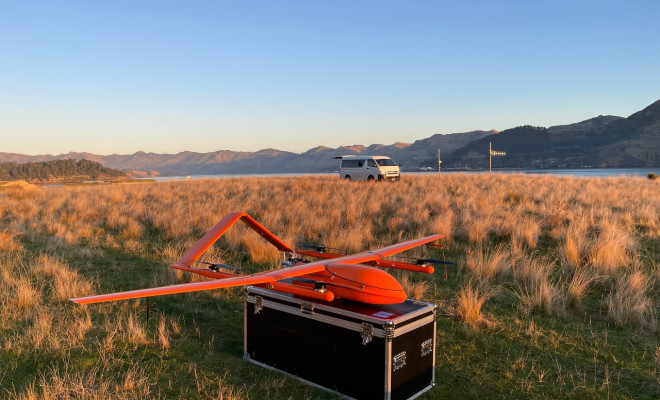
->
xmin=606 ymin=270 xmax=655 ymax=329
xmin=464 ymin=244 xmax=511 ymax=285
xmin=399 ymin=273 xmax=431 ymax=300
xmin=0 ymin=230 xmax=22 ymax=252
xmin=454 ymin=280 xmax=492 ymax=327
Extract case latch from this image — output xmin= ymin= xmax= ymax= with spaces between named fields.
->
xmin=360 ymin=322 xmax=374 ymax=345
xmin=254 ymin=295 xmax=263 ymax=314
xmin=421 ymin=338 xmax=433 ymax=357
xmin=301 ymin=302 xmax=315 ymax=315
xmin=393 ymin=351 xmax=407 ymax=371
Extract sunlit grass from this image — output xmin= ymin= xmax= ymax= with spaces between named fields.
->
xmin=1 ymin=173 xmax=659 ymax=399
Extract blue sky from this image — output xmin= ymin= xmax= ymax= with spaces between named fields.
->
xmin=1 ymin=1 xmax=659 ymax=155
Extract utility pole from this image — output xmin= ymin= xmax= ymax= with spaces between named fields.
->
xmin=437 ymin=149 xmax=442 ymax=173
xmin=489 ymin=142 xmax=506 ymax=172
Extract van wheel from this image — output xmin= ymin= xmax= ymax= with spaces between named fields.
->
xmin=344 ymin=175 xmax=351 ymax=180
xmin=367 ymin=175 xmax=375 ymax=181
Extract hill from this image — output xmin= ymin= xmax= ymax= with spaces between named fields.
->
xmin=1 ymin=99 xmax=659 ymax=173
xmin=446 ymin=101 xmax=660 ymax=169
xmin=0 ymin=159 xmax=127 ymax=183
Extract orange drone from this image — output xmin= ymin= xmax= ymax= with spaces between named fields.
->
xmin=71 ymin=212 xmax=449 ymax=305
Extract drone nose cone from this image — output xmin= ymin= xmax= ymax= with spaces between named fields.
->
xmin=325 ymin=263 xmax=407 ymax=304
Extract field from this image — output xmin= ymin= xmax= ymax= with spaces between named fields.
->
xmin=1 ymin=174 xmax=659 ymax=399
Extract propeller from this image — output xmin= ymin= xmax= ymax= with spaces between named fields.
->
xmin=296 ymin=243 xmax=344 ymax=253
xmin=391 ymin=255 xmax=457 ymax=266
xmin=198 ymin=261 xmax=241 ymax=272
xmin=415 ymin=258 xmax=457 ymax=266
xmin=391 ymin=256 xmax=457 ymax=280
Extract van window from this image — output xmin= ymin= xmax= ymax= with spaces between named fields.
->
xmin=376 ymin=158 xmax=397 ymax=166
xmin=341 ymin=159 xmax=364 ymax=168
xmin=368 ymin=159 xmax=377 ymax=167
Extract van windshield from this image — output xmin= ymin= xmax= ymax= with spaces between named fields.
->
xmin=375 ymin=159 xmax=396 ymax=167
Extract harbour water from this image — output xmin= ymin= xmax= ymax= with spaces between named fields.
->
xmin=142 ymin=168 xmax=660 ymax=182
xmin=443 ymin=167 xmax=660 ymax=178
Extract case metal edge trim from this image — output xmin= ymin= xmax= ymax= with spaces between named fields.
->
xmin=431 ymin=310 xmax=437 ymax=387
xmin=258 ymin=297 xmax=386 ymax=338
xmin=407 ymin=384 xmax=435 ymax=400
xmin=384 ymin=336 xmax=392 ymax=400
xmin=246 ymin=286 xmax=434 ymax=326
xmin=246 ymin=294 xmax=435 ymax=339
xmin=243 ymin=296 xmax=248 ymax=356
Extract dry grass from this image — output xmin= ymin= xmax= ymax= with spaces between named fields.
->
xmin=0 ymin=252 xmax=101 ymax=352
xmin=13 ymin=278 xmax=40 ymax=309
xmin=124 ymin=312 xmax=149 ymax=347
xmin=0 ymin=230 xmax=22 ymax=252
xmin=4 ymin=364 xmax=154 ymax=400
xmin=514 ymin=277 xmax=560 ymax=316
xmin=464 ymin=244 xmax=511 ymax=285
xmin=399 ymin=273 xmax=431 ymax=300
xmin=157 ymin=316 xmax=170 ymax=350
xmin=560 ymin=223 xmax=590 ymax=272
xmin=39 ymin=253 xmax=93 ymax=300
xmin=1 ymin=173 xmax=660 ymax=398
xmin=3 ymin=174 xmax=659 ymax=263
xmin=606 ymin=270 xmax=655 ymax=329
xmin=454 ymin=280 xmax=492 ymax=327
xmin=564 ymin=268 xmax=599 ymax=309
xmin=587 ymin=221 xmax=636 ymax=275
xmin=512 ymin=255 xmax=562 ymax=315
xmin=192 ymin=370 xmax=247 ymax=400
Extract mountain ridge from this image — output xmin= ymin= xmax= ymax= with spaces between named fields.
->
xmin=2 ymin=100 xmax=659 ymax=174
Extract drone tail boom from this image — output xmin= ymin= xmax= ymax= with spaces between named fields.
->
xmin=369 ymin=259 xmax=434 ymax=273
xmin=173 ymin=211 xmax=293 ymax=269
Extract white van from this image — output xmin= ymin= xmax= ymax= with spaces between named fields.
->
xmin=337 ymin=155 xmax=400 ymax=181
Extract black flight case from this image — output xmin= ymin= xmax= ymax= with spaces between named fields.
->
xmin=244 ymin=286 xmax=437 ymax=400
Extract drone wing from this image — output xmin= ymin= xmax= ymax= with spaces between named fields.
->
xmin=70 ymin=208 xmax=442 ymax=305
xmin=71 ymin=262 xmax=327 ymax=304
xmin=327 ymin=234 xmax=444 ymax=265
xmin=71 ymin=233 xmax=442 ymax=305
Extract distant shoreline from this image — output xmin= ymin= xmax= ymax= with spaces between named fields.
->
xmin=138 ymin=167 xmax=660 ymax=182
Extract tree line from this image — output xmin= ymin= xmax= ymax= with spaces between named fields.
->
xmin=0 ymin=159 xmax=126 ymax=182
